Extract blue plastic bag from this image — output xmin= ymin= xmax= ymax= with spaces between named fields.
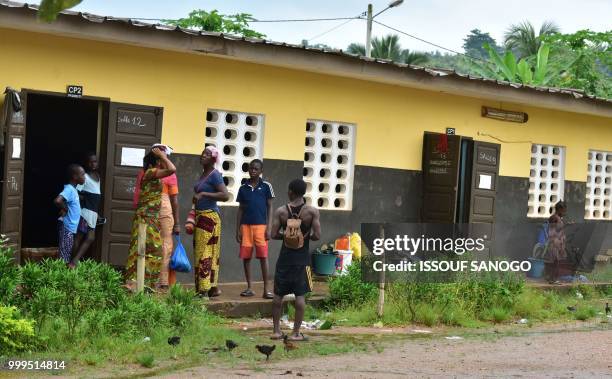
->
xmin=170 ymin=235 xmax=192 ymax=273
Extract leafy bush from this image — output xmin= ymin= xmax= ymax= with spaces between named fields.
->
xmin=573 ymin=306 xmax=597 ymax=321
xmin=0 ymin=306 xmax=36 ymax=354
xmin=414 ymin=304 xmax=439 ymax=327
xmin=0 ymin=241 xmax=20 ymax=305
xmin=136 ymin=353 xmax=155 ymax=368
xmin=326 ymin=263 xmax=377 ymax=309
xmin=481 ymin=307 xmax=511 ymax=323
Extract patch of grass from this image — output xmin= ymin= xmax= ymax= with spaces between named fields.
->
xmin=440 ymin=307 xmax=470 ymax=327
xmin=513 ymin=288 xmax=549 ymax=319
xmin=136 ymin=353 xmax=155 ymax=368
xmin=82 ymin=353 xmax=103 ymax=366
xmin=573 ymin=306 xmax=597 ymax=321
xmin=415 ymin=304 xmax=439 ymax=327
xmin=481 ymin=307 xmax=511 ymax=324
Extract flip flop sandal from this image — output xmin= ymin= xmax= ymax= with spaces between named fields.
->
xmin=262 ymin=292 xmax=274 ymax=299
xmin=287 ymin=333 xmax=309 ymax=342
xmin=240 ymin=289 xmax=255 ymax=297
xmin=270 ymin=333 xmax=286 ymax=340
xmin=195 ymin=292 xmax=209 ymax=299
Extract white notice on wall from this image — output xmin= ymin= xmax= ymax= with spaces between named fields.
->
xmin=120 ymin=147 xmax=145 ymax=167
xmin=478 ymin=174 xmax=492 ymax=190
xmin=11 ymin=137 xmax=21 ymax=159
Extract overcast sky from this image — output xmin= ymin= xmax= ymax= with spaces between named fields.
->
xmin=64 ymin=0 xmax=611 ymax=54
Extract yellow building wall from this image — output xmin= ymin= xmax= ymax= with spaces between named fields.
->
xmin=1 ymin=28 xmax=611 ymax=182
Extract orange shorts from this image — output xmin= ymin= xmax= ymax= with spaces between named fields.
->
xmin=240 ymin=224 xmax=268 ymax=259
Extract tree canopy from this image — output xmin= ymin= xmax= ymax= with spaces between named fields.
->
xmin=463 ymin=29 xmax=501 ymax=59
xmin=504 ymin=21 xmax=560 ymax=58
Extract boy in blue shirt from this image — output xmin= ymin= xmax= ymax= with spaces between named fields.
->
xmin=236 ymin=159 xmax=275 ymax=298
xmin=54 ymin=164 xmax=86 ymax=263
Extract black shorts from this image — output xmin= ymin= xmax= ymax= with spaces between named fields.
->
xmin=274 ymin=265 xmax=313 ymax=297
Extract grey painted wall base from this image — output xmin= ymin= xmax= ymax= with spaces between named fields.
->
xmin=170 ymin=154 xmax=611 ymax=284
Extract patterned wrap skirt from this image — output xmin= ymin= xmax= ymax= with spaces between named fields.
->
xmin=193 ymin=209 xmax=221 ymax=293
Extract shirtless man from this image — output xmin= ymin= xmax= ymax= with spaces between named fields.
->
xmin=270 ymin=179 xmax=321 ymax=341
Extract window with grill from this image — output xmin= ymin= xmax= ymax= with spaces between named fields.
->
xmin=585 ymin=150 xmax=612 ymax=220
xmin=205 ymin=110 xmax=264 ymax=205
xmin=302 ymin=120 xmax=356 ymax=210
xmin=527 ymin=144 xmax=565 ymax=218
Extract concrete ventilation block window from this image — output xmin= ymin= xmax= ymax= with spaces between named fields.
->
xmin=205 ymin=109 xmax=265 ymax=205
xmin=585 ymin=150 xmax=612 ymax=220
xmin=527 ymin=144 xmax=565 ymax=218
xmin=303 ymin=120 xmax=356 ymax=210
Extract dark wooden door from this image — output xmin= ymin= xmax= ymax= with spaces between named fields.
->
xmin=421 ymin=132 xmax=462 ymax=223
xmin=100 ymin=102 xmax=162 ymax=266
xmin=468 ymin=141 xmax=501 ymax=258
xmin=1 ymin=89 xmax=26 ymax=260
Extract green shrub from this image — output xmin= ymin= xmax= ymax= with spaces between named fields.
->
xmin=415 ymin=304 xmax=439 ymax=327
xmin=136 ymin=353 xmax=155 ymax=368
xmin=0 ymin=306 xmax=36 ymax=354
xmin=327 ymin=263 xmax=377 ymax=309
xmin=513 ymin=288 xmax=548 ymax=319
xmin=573 ymin=306 xmax=597 ymax=321
xmin=481 ymin=307 xmax=511 ymax=323
xmin=0 ymin=241 xmax=20 ymax=305
xmin=440 ymin=307 xmax=469 ymax=326
xmin=167 ymin=284 xmax=199 ymax=312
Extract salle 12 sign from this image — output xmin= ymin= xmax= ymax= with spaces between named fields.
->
xmin=66 ymin=85 xmax=83 ymax=98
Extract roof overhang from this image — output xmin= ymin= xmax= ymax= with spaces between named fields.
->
xmin=1 ymin=1 xmax=611 ymax=118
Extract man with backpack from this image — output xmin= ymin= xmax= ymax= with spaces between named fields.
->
xmin=269 ymin=179 xmax=321 ymax=341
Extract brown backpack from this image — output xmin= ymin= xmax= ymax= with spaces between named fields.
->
xmin=284 ymin=203 xmax=305 ymax=249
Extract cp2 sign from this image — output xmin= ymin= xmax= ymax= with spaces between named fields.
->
xmin=66 ymin=85 xmax=83 ymax=98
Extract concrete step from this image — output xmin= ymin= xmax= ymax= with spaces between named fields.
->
xmin=206 ymin=281 xmax=329 ymax=318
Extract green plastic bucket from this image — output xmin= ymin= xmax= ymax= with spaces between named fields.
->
xmin=313 ymin=252 xmax=338 ymax=275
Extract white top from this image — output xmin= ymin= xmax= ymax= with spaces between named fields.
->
xmin=77 ymin=173 xmax=102 ymax=229
xmin=77 ymin=173 xmax=101 ymax=194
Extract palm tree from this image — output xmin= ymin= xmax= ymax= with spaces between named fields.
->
xmin=371 ymin=34 xmax=403 ymax=61
xmin=402 ymin=49 xmax=428 ymax=65
xmin=504 ymin=20 xmax=560 ymax=58
xmin=347 ymin=43 xmax=366 ymax=56
xmin=346 ymin=34 xmax=427 ymax=65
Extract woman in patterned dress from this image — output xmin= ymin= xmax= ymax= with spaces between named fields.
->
xmin=125 ymin=147 xmax=176 ymax=290
xmin=190 ymin=146 xmax=229 ymax=298
xmin=545 ymin=201 xmax=568 ymax=284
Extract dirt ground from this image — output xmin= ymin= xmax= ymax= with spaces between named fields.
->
xmin=158 ymin=326 xmax=612 ymax=379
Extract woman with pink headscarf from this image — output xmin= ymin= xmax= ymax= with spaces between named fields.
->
xmin=189 ymin=146 xmax=229 ymax=297
xmin=133 ymin=144 xmax=180 ymax=291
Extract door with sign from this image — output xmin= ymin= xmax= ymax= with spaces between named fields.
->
xmin=101 ymin=103 xmax=162 ymax=267
xmin=0 ymin=89 xmax=26 ymax=260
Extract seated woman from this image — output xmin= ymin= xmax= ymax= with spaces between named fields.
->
xmin=124 ymin=147 xmax=176 ymax=290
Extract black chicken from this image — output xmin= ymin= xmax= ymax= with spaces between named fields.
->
xmin=226 ymin=339 xmax=238 ymax=351
xmin=168 ymin=336 xmax=181 ymax=346
xmin=567 ymin=305 xmax=577 ymax=312
xmin=606 ymin=303 xmax=610 ymax=315
xmin=256 ymin=344 xmax=276 ymax=361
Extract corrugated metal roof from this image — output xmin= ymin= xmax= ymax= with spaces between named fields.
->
xmin=1 ymin=0 xmax=611 ymax=106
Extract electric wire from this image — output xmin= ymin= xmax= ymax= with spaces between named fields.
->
xmin=305 ymin=14 xmax=365 ymax=42
xmin=126 ymin=16 xmax=363 ymax=23
xmin=372 ymin=19 xmax=489 ymax=64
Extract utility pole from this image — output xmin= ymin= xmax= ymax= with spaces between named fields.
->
xmin=366 ymin=4 xmax=373 ymax=58
xmin=365 ymin=0 xmax=404 ymax=59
